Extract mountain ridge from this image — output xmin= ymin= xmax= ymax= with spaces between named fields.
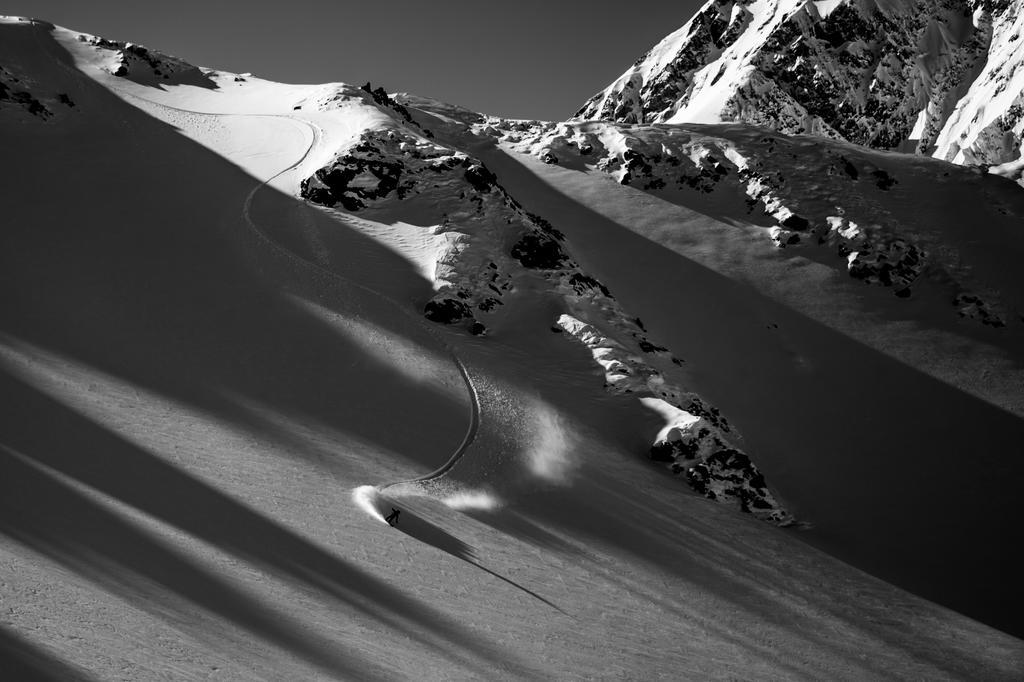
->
xmin=572 ymin=0 xmax=1024 ymax=181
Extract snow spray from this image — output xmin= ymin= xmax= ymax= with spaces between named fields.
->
xmin=352 ymin=485 xmax=388 ymax=523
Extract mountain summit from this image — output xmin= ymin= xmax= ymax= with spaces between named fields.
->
xmin=573 ymin=0 xmax=1024 ymax=175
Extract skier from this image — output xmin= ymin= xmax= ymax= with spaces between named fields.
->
xmin=384 ymin=508 xmax=401 ymax=526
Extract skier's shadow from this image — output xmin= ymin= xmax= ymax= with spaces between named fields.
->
xmin=378 ymin=498 xmax=568 ymax=616
xmin=383 ymin=503 xmax=478 ymax=563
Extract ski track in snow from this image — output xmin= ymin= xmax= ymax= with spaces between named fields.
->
xmin=107 ymin=89 xmax=485 ymax=520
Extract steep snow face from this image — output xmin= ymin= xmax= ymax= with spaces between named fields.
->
xmin=0 ymin=17 xmax=77 ymax=122
xmin=933 ymin=0 xmax=1024 ymax=170
xmin=573 ymin=0 xmax=1024 ymax=178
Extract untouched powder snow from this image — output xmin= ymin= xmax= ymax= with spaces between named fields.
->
xmin=2 ymin=16 xmax=1024 ymax=681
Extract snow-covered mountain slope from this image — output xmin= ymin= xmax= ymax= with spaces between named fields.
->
xmin=572 ymin=0 xmax=1024 ymax=181
xmin=294 ymin=94 xmax=793 ymax=525
xmin=3 ymin=15 xmax=1024 ymax=680
xmin=404 ymin=95 xmax=1024 ymax=636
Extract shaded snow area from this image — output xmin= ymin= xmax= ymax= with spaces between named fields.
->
xmin=402 ymin=94 xmax=1024 ymax=645
xmin=0 ymin=18 xmax=74 ymax=122
xmin=3 ymin=15 xmax=1024 ymax=681
xmin=572 ymin=0 xmax=1024 ymax=183
xmin=557 ymin=315 xmax=791 ymax=525
xmin=490 ymin=117 xmax=1024 ymax=330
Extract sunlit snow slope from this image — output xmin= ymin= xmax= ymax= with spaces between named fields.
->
xmin=2 ymin=16 xmax=1023 ymax=681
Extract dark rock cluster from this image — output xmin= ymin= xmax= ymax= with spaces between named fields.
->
xmin=298 ymin=126 xmax=619 ymax=336
xmin=83 ymin=35 xmax=217 ymax=89
xmin=511 ymin=233 xmax=568 ymax=269
xmin=844 ymin=238 xmax=924 ymax=289
xmin=301 ymin=137 xmax=414 ymax=210
xmin=648 ymin=425 xmax=790 ymax=524
xmin=0 ymin=66 xmax=51 ymax=118
xmin=360 ymin=82 xmax=433 ymax=138
xmin=512 ymin=123 xmax=945 ymax=307
xmin=954 ymin=291 xmax=1006 ymax=327
xmin=423 ymin=297 xmax=473 ymax=324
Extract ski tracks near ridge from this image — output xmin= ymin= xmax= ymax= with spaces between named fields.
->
xmin=36 ymin=42 xmax=485 ymax=518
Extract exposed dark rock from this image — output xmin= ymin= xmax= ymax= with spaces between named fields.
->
xmin=840 ymin=156 xmax=859 ymax=179
xmin=300 ymin=137 xmax=418 ymax=210
xmin=511 ymin=233 xmax=568 ymax=269
xmin=954 ymin=292 xmax=1006 ymax=327
xmin=649 ymin=442 xmax=677 ymax=462
xmin=424 ymin=298 xmax=472 ymax=324
xmin=638 ymin=338 xmax=668 ymax=353
xmin=685 ymin=464 xmax=711 ymax=495
xmin=464 ymin=164 xmax=497 ymax=192
xmin=622 ymin=148 xmax=653 ymax=179
xmin=781 ymin=214 xmax=809 ymax=230
xmin=524 ymin=210 xmax=563 ymax=239
xmin=361 ymin=81 xmax=432 ymax=137
xmin=872 ymin=169 xmax=897 ymax=190
xmin=477 ymin=297 xmax=502 ymax=312
xmin=568 ymin=272 xmax=612 ymax=297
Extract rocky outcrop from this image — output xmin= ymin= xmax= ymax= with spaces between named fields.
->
xmin=0 ymin=66 xmax=51 ymax=118
xmin=489 ymin=119 xmax=942 ymax=298
xmin=360 ymin=82 xmax=433 ymax=138
xmin=476 ymin=116 xmax=1024 ymax=326
xmin=0 ymin=61 xmax=79 ymax=121
xmin=80 ymin=34 xmax=217 ymax=88
xmin=298 ymin=123 xmax=638 ymax=342
xmin=558 ymin=315 xmax=793 ymax=525
xmin=300 ymin=129 xmax=523 ymax=332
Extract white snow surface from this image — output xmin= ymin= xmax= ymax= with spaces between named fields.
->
xmin=3 ymin=16 xmax=1024 ymax=681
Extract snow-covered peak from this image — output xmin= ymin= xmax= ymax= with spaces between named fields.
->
xmin=574 ymin=0 xmax=1024 ymax=177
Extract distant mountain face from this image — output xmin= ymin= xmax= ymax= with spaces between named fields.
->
xmin=573 ymin=0 xmax=1024 ymax=174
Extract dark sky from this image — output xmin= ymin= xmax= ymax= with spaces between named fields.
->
xmin=10 ymin=0 xmax=701 ymax=120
